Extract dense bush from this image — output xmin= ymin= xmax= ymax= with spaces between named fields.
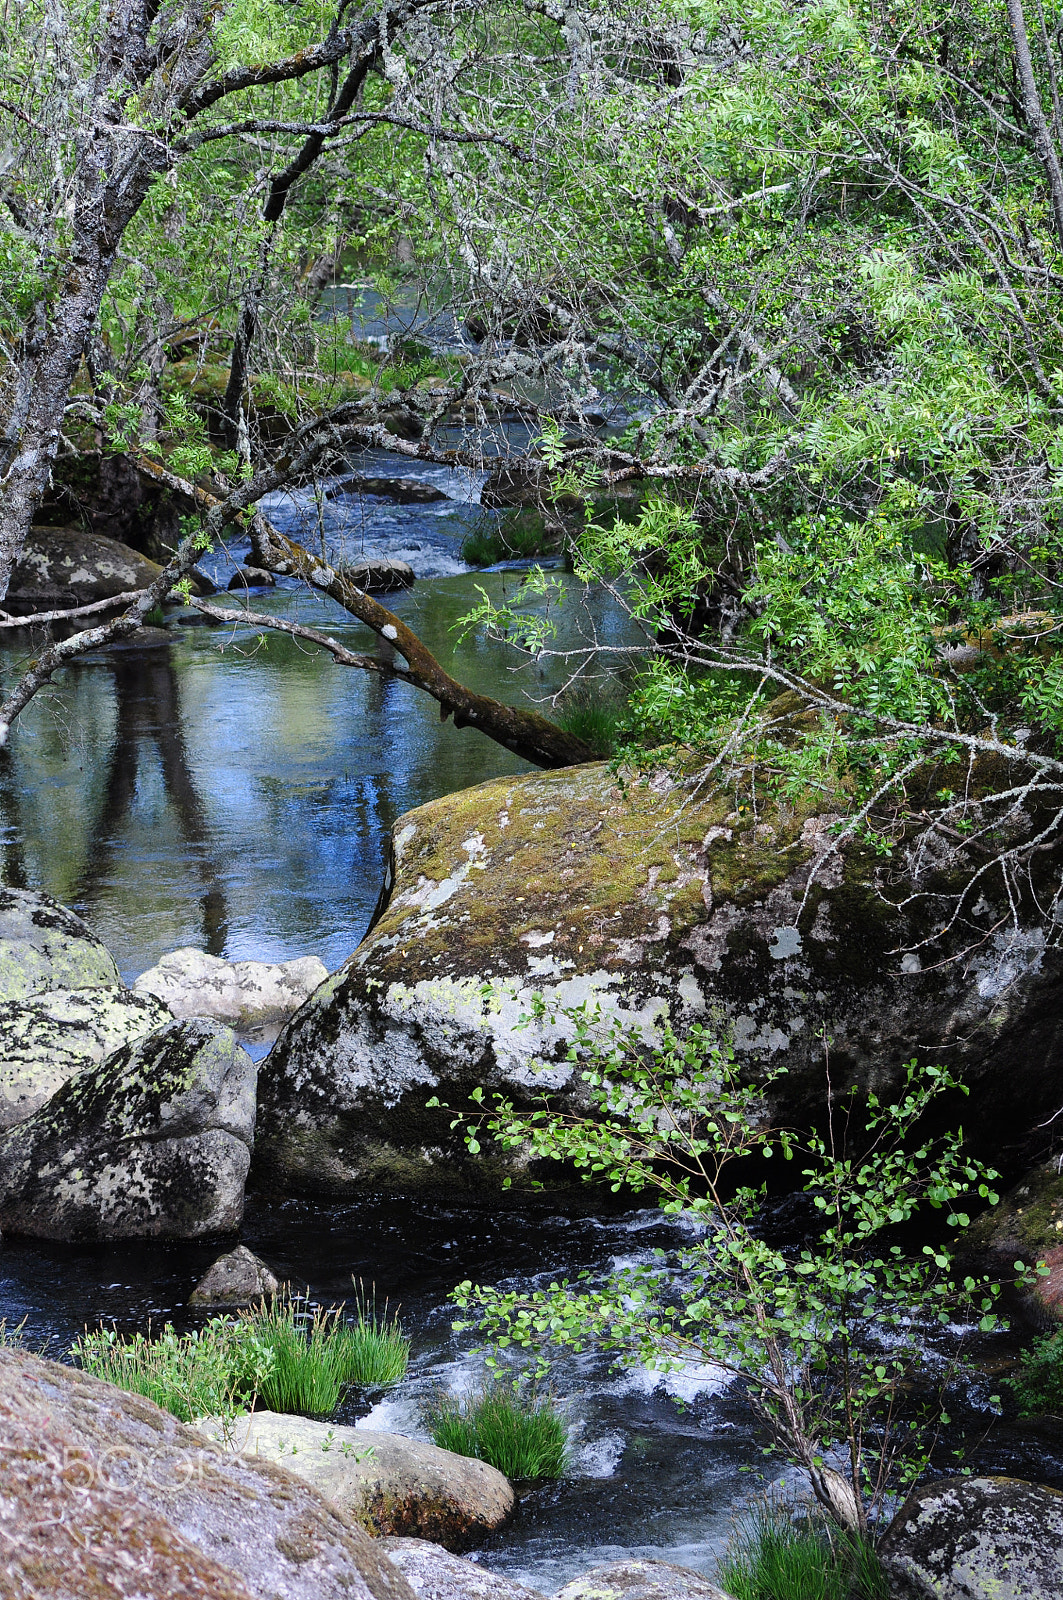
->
xmin=1008 ymin=1329 xmax=1063 ymax=1417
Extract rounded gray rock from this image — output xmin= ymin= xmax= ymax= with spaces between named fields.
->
xmin=0 ymin=886 xmax=119 ymax=1003
xmin=878 ymin=1475 xmax=1063 ymax=1599
xmin=0 ymin=1017 xmax=257 ymax=1240
xmin=190 ymin=1244 xmax=280 ymax=1306
xmin=379 ymin=1537 xmax=545 ymax=1599
xmin=196 ymin=1411 xmax=514 ymax=1549
xmin=553 ymin=1560 xmax=734 ymax=1600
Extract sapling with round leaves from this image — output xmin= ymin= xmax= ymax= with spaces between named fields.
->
xmin=441 ymin=1007 xmax=1014 ymax=1532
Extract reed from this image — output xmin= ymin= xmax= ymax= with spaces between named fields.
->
xmin=426 ymin=1380 xmax=567 ymax=1479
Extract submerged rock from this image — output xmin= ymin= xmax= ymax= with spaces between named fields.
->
xmin=189 ymin=1244 xmax=279 ymax=1306
xmin=0 ymin=1017 xmax=256 ymax=1240
xmin=0 ymin=1347 xmax=416 ymax=1600
xmin=879 ymin=1475 xmax=1063 ymax=1599
xmin=255 ymin=762 xmax=1063 ymax=1196
xmin=0 ymin=984 xmax=171 ymax=1132
xmin=553 ymin=1561 xmax=734 ymax=1600
xmin=969 ymin=1159 xmax=1063 ymax=1324
xmin=134 ymin=946 xmax=328 ymax=1033
xmin=195 ymin=1412 xmax=514 ymax=1549
xmin=379 ymin=1538 xmax=545 ymax=1599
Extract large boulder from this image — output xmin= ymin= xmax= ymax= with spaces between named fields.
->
xmin=0 ymin=886 xmax=120 ymax=999
xmin=6 ymin=524 xmax=211 ymax=611
xmin=0 ymin=887 xmax=170 ymax=1131
xmin=969 ymin=1160 xmax=1063 ymax=1325
xmin=379 ymin=1538 xmax=545 ymax=1599
xmin=195 ymin=1412 xmax=514 ymax=1549
xmin=134 ymin=946 xmax=329 ymax=1034
xmin=0 ymin=984 xmax=171 ymax=1131
xmin=0 ymin=1347 xmax=416 ymax=1600
xmin=878 ymin=1475 xmax=1063 ymax=1598
xmin=255 ymin=763 xmax=1063 ymax=1196
xmin=0 ymin=1017 xmax=256 ymax=1240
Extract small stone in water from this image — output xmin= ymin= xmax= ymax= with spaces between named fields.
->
xmin=190 ymin=1245 xmax=279 ymax=1307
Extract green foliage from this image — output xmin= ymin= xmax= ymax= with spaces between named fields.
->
xmin=245 ymin=1287 xmax=409 ymax=1414
xmin=72 ymin=1287 xmax=408 ymax=1423
xmin=718 ymin=1499 xmax=888 ymax=1600
xmin=73 ymin=1320 xmax=272 ymax=1424
xmin=444 ymin=1010 xmax=1009 ymax=1527
xmin=555 ymin=681 xmax=628 ymax=755
xmin=1007 ymin=1329 xmax=1063 ymax=1417
xmin=334 ymin=1282 xmax=411 ymax=1388
xmin=425 ymin=1378 xmax=568 ymax=1479
xmin=461 ymin=510 xmax=558 ymax=568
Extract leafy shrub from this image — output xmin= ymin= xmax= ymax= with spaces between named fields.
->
xmin=1008 ymin=1328 xmax=1063 ymax=1416
xmin=73 ymin=1320 xmax=271 ymax=1423
xmin=718 ymin=1500 xmax=888 ymax=1600
xmin=425 ymin=1380 xmax=567 ymax=1479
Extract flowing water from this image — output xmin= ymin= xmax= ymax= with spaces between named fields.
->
xmin=1 ymin=457 xmax=1061 ymax=1590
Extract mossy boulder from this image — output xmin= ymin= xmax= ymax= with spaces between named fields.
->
xmin=0 ymin=1017 xmax=257 ymax=1239
xmin=255 ymin=763 xmax=1063 ymax=1195
xmin=879 ymin=1476 xmax=1063 ymax=1599
xmin=195 ymin=1413 xmax=514 ymax=1550
xmin=0 ymin=887 xmax=120 ymax=1001
xmin=0 ymin=1347 xmax=416 ymax=1600
xmin=0 ymin=985 xmax=170 ymax=1131
xmin=969 ymin=1160 xmax=1063 ymax=1324
xmin=6 ymin=524 xmax=211 ymax=612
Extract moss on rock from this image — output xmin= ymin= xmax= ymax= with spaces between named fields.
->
xmin=255 ymin=763 xmax=1063 ymax=1196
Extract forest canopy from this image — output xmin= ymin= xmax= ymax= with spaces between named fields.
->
xmin=5 ymin=0 xmax=1063 ymax=953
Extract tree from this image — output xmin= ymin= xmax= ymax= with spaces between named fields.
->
xmin=442 ymin=1008 xmax=1011 ymax=1532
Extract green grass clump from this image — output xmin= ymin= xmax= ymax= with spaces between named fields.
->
xmin=426 ymin=1380 xmax=568 ymax=1479
xmin=461 ymin=509 xmax=558 ymax=567
xmin=717 ymin=1500 xmax=888 ymax=1600
xmin=555 ymin=683 xmax=628 ymax=756
xmin=73 ymin=1285 xmax=409 ymax=1424
xmin=1008 ymin=1327 xmax=1063 ymax=1416
xmin=243 ymin=1285 xmax=410 ymax=1415
xmin=332 ymin=1282 xmax=411 ymax=1387
xmin=73 ymin=1320 xmax=269 ymax=1424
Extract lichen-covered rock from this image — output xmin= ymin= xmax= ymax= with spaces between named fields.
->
xmin=189 ymin=1244 xmax=280 ymax=1306
xmin=378 ymin=1538 xmax=545 ymax=1599
xmin=0 ymin=1017 xmax=256 ymax=1240
xmin=0 ymin=887 xmax=120 ymax=1002
xmin=0 ymin=1347 xmax=416 ymax=1600
xmin=969 ymin=1160 xmax=1063 ymax=1324
xmin=195 ymin=1412 xmax=514 ymax=1549
xmin=255 ymin=763 xmax=1063 ymax=1195
xmin=878 ymin=1475 xmax=1063 ymax=1598
xmin=134 ymin=946 xmax=329 ymax=1034
xmin=0 ymin=985 xmax=171 ymax=1131
xmin=552 ymin=1560 xmax=734 ymax=1600
xmin=6 ymin=524 xmax=210 ymax=610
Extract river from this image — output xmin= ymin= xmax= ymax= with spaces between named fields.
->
xmin=0 ymin=458 xmax=1060 ymax=1591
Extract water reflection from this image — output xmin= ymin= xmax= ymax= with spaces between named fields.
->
xmin=0 ymin=566 xmax=642 ymax=979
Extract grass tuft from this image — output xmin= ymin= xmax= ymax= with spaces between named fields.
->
xmin=73 ymin=1284 xmax=410 ymax=1423
xmin=555 ymin=683 xmax=628 ymax=756
xmin=73 ymin=1320 xmax=266 ymax=1423
xmin=425 ymin=1379 xmax=568 ymax=1479
xmin=717 ymin=1499 xmax=888 ymax=1600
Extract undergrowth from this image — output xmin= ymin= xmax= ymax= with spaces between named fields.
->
xmin=1008 ymin=1328 xmax=1063 ymax=1416
xmin=73 ymin=1283 xmax=409 ymax=1423
xmin=425 ymin=1380 xmax=568 ymax=1479
xmin=717 ymin=1500 xmax=889 ymax=1600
